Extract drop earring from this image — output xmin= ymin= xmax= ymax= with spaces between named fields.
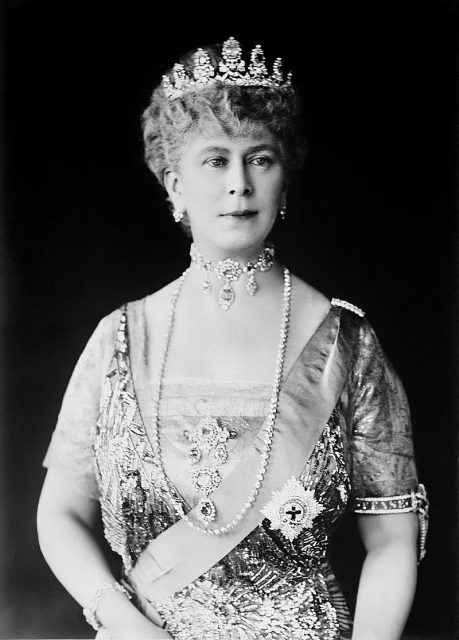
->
xmin=173 ymin=208 xmax=184 ymax=223
xmin=279 ymin=205 xmax=287 ymax=221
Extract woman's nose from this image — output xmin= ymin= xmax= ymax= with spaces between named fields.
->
xmin=228 ymin=163 xmax=252 ymax=196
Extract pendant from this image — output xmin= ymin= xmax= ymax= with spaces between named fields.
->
xmin=186 ymin=417 xmax=234 ymax=518
xmin=261 ymin=476 xmax=324 ymax=542
xmin=188 ymin=416 xmax=231 ymax=453
xmin=188 ymin=444 xmax=202 ymax=464
xmin=215 ymin=258 xmax=243 ymax=282
xmin=213 ymin=443 xmax=228 ymax=464
xmin=191 ymin=466 xmax=222 ymax=494
xmin=202 ymin=262 xmax=212 ymax=293
xmin=246 ymin=273 xmax=258 ymax=296
xmin=218 ymin=283 xmax=236 ymax=310
xmin=196 ymin=497 xmax=217 ymax=524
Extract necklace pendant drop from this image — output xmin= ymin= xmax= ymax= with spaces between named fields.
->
xmin=218 ymin=282 xmax=236 ymax=310
xmin=202 ymin=262 xmax=212 ymax=293
xmin=188 ymin=444 xmax=202 ymax=464
xmin=186 ymin=416 xmax=233 ymax=523
xmin=191 ymin=465 xmax=222 ymax=494
xmin=197 ymin=497 xmax=217 ymax=524
xmin=246 ymin=272 xmax=258 ymax=296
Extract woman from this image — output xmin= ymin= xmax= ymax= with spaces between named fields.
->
xmin=37 ymin=37 xmax=428 ymax=639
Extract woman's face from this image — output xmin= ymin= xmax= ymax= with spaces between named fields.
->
xmin=165 ymin=129 xmax=286 ymax=256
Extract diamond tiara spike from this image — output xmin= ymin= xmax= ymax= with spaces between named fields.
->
xmin=161 ymin=36 xmax=293 ymax=100
xmin=193 ymin=48 xmax=215 ymax=84
xmin=272 ymin=58 xmax=284 ymax=85
xmin=248 ymin=44 xmax=268 ymax=83
xmin=220 ymin=36 xmax=246 ymax=79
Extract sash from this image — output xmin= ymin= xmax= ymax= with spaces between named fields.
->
xmin=127 ymin=303 xmax=356 ymax=605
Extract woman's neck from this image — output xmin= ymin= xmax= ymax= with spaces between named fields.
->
xmin=192 ymin=239 xmax=267 ymax=267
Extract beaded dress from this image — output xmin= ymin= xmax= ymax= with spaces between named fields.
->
xmin=43 ymin=296 xmax=428 ymax=640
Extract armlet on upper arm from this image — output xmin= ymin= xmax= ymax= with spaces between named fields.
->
xmin=352 ymin=483 xmax=429 ymax=562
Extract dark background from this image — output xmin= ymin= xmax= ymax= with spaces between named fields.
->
xmin=1 ymin=0 xmax=457 ymax=637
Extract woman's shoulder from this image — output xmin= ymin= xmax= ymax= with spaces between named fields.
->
xmin=290 ymin=274 xmax=330 ymax=320
xmin=289 ymin=273 xmax=369 ymax=347
xmin=288 ymin=276 xmax=331 ymax=350
xmin=99 ymin=279 xmax=180 ymax=321
xmin=291 ymin=274 xmax=365 ymax=319
xmin=94 ymin=279 xmax=183 ymax=344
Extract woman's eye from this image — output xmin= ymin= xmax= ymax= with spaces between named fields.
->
xmin=249 ymin=156 xmax=274 ymax=167
xmin=206 ymin=157 xmax=227 ymax=168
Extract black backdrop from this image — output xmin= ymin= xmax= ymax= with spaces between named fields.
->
xmin=2 ymin=0 xmax=457 ymax=637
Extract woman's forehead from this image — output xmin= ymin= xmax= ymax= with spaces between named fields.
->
xmin=184 ymin=131 xmax=278 ymax=155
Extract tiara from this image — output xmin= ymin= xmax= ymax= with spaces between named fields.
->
xmin=162 ymin=36 xmax=293 ymax=100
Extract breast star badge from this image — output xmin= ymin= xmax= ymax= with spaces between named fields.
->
xmin=261 ymin=476 xmax=324 ymax=542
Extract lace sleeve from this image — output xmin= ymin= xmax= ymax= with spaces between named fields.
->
xmin=42 ymin=311 xmax=119 ymax=498
xmin=345 ymin=318 xmax=428 ymax=561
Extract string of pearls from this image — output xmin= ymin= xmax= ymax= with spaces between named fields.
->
xmin=150 ymin=266 xmax=292 ymax=535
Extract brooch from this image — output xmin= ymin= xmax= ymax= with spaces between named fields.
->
xmin=261 ymin=476 xmax=324 ymax=542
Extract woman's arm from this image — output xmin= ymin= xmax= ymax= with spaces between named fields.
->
xmin=37 ymin=468 xmax=172 ymax=639
xmin=351 ymin=512 xmax=418 ymax=640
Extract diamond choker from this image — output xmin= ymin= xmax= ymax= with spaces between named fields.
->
xmin=190 ymin=244 xmax=275 ymax=310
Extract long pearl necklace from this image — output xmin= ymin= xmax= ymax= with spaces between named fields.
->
xmin=150 ymin=266 xmax=292 ymax=536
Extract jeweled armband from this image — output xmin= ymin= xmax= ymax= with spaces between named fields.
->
xmin=353 ymin=484 xmax=429 ymax=562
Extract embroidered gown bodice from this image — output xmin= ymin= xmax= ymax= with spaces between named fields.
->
xmin=43 ymin=296 xmax=428 ymax=640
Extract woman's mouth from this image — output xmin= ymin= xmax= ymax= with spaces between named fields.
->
xmin=221 ymin=210 xmax=258 ymax=219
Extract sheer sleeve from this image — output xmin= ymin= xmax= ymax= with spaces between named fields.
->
xmin=344 ymin=317 xmax=428 ymax=560
xmin=42 ymin=311 xmax=119 ymax=499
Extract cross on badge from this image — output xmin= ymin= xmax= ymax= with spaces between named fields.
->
xmin=284 ymin=502 xmax=304 ymax=521
xmin=261 ymin=477 xmax=324 ymax=542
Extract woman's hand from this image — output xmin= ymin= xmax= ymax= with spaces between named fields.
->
xmin=97 ymin=589 xmax=172 ymax=639
xmin=37 ymin=470 xmax=172 ymax=639
xmin=108 ymin=615 xmax=172 ymax=639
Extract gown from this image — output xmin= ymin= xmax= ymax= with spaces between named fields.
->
xmin=43 ymin=295 xmax=428 ymax=640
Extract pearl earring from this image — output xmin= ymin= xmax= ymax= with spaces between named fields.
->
xmin=173 ymin=208 xmax=184 ymax=223
xmin=279 ymin=205 xmax=287 ymax=221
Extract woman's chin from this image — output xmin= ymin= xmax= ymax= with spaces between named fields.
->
xmin=191 ymin=222 xmax=274 ymax=257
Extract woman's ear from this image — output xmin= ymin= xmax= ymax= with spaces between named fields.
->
xmin=164 ymin=169 xmax=184 ymax=210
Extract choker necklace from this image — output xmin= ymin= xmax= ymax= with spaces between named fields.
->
xmin=151 ymin=266 xmax=292 ymax=535
xmin=190 ymin=243 xmax=275 ymax=310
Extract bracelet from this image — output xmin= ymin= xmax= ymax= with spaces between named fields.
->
xmin=83 ymin=580 xmax=131 ymax=631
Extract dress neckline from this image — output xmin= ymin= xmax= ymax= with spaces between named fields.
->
xmin=161 ymin=376 xmax=273 ymax=388
xmin=128 ymin=298 xmax=340 ymax=415
xmin=144 ymin=293 xmax=335 ymax=387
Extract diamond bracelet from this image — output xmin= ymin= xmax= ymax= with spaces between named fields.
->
xmin=83 ymin=580 xmax=131 ymax=631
